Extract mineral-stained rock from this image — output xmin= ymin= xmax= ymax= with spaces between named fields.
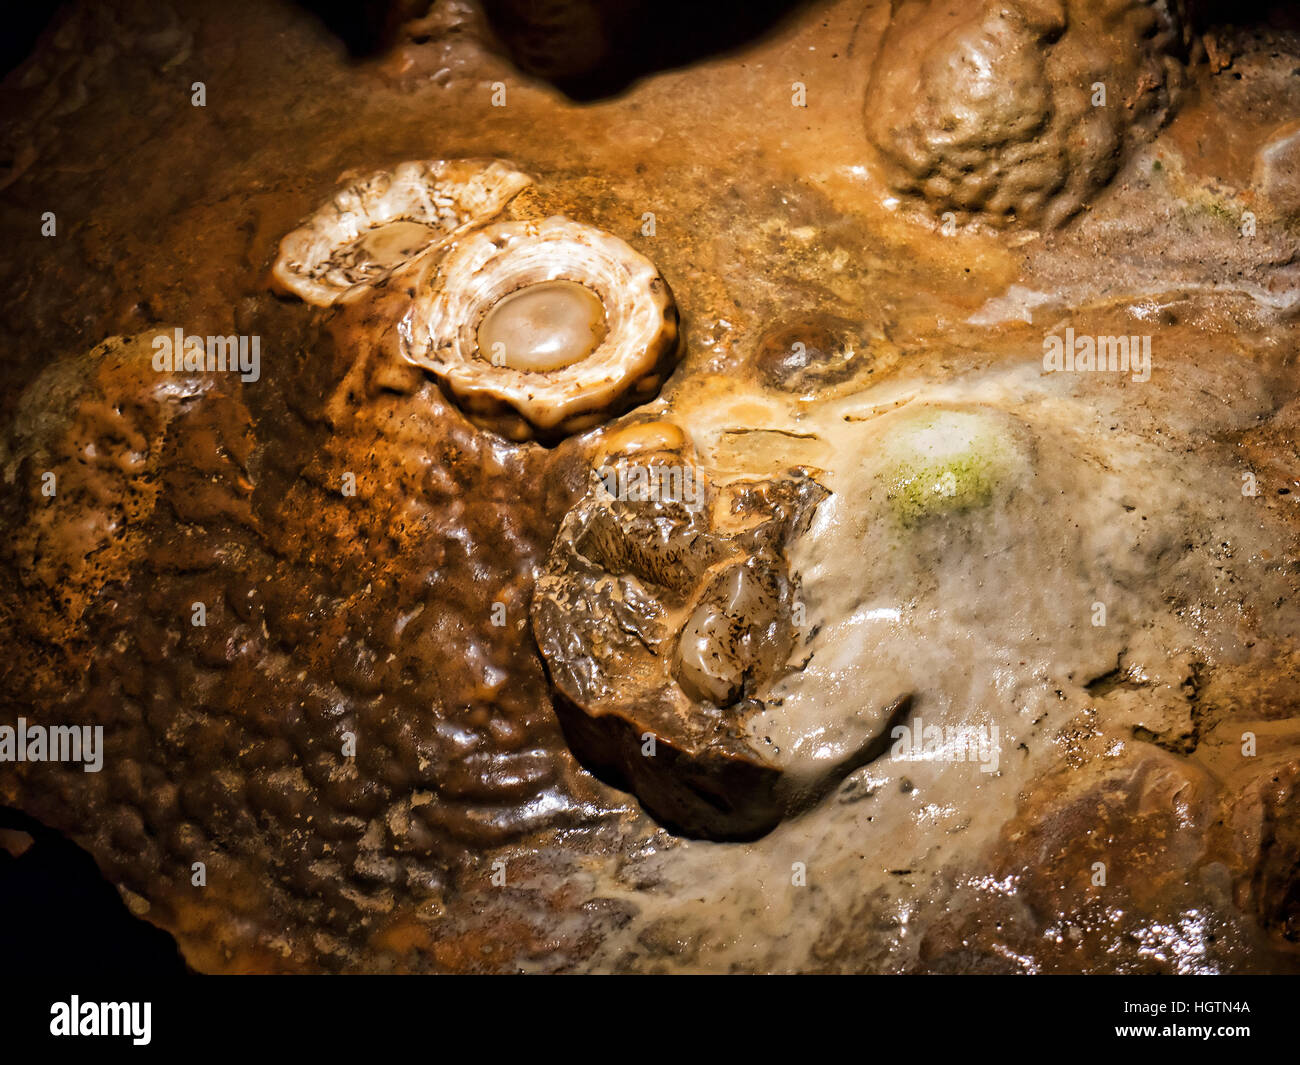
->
xmin=866 ymin=0 xmax=1192 ymax=229
xmin=1 ymin=0 xmax=1298 ymax=977
xmin=533 ymin=431 xmax=912 ymax=839
xmin=0 ymin=296 xmax=626 ymax=972
xmin=1255 ymin=119 xmax=1300 ymax=221
xmin=0 ymin=332 xmax=224 ymax=647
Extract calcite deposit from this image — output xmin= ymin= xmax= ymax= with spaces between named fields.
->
xmin=0 ymin=0 xmax=1298 ymax=974
xmin=270 ymin=158 xmax=533 ymax=307
xmin=401 ymin=213 xmax=681 ymax=440
xmin=866 ymin=0 xmax=1194 ymax=229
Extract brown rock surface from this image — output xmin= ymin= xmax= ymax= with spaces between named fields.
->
xmin=0 ymin=0 xmax=1297 ymax=973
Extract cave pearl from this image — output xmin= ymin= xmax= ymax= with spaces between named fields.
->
xmin=477 ymin=280 xmax=608 ymax=373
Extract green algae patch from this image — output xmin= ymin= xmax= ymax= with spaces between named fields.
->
xmin=880 ymin=408 xmax=1025 ymax=526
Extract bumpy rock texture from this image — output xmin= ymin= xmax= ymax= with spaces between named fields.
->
xmin=866 ymin=0 xmax=1193 ymax=229
xmin=0 ymin=304 xmax=623 ymax=970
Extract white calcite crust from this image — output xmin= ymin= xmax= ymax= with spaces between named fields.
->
xmin=271 ymin=158 xmax=532 ymax=306
xmin=400 ymin=215 xmax=680 ymax=441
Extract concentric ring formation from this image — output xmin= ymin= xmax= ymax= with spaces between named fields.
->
xmin=401 ymin=215 xmax=680 ymax=441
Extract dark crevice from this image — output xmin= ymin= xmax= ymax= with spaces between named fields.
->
xmin=0 ymin=805 xmax=191 ymax=977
